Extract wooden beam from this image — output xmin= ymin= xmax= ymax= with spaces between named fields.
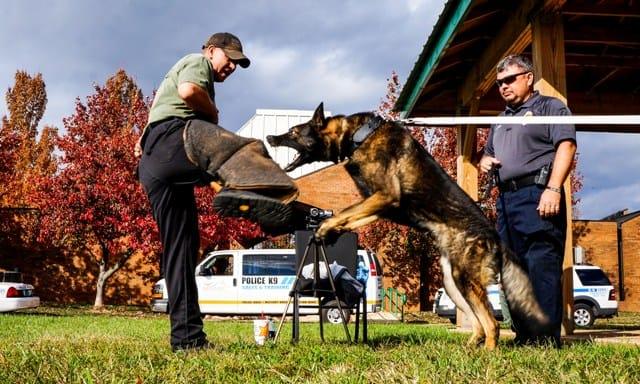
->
xmin=458 ymin=0 xmax=568 ymax=106
xmin=563 ymin=3 xmax=640 ymax=18
xmin=458 ymin=1 xmax=535 ymax=106
xmin=446 ymin=36 xmax=491 ymax=55
xmin=565 ymin=54 xmax=640 ymax=70
xmin=565 ymin=25 xmax=640 ymax=45
xmin=455 ymin=98 xmax=479 ymax=330
xmin=531 ymin=10 xmax=574 ymax=336
xmin=587 ymin=68 xmax=621 ymax=95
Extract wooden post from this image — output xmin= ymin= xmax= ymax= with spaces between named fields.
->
xmin=532 ymin=10 xmax=574 ymax=336
xmin=455 ymin=98 xmax=479 ymax=329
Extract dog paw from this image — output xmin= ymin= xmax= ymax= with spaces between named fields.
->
xmin=315 ymin=224 xmax=331 ymax=240
xmin=316 ymin=219 xmax=341 ymax=240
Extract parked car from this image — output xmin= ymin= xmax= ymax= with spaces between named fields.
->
xmin=573 ymin=264 xmax=618 ymax=327
xmin=433 ymin=264 xmax=618 ymax=328
xmin=433 ymin=284 xmax=503 ymax=324
xmin=0 ymin=271 xmax=40 ymax=313
xmin=151 ymin=248 xmax=383 ymax=324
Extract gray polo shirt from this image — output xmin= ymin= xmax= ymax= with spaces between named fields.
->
xmin=484 ymin=91 xmax=576 ymax=181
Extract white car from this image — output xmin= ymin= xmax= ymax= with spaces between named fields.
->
xmin=573 ymin=264 xmax=618 ymax=327
xmin=433 ymin=264 xmax=618 ymax=328
xmin=0 ymin=271 xmax=40 ymax=313
xmin=433 ymin=284 xmax=504 ymax=323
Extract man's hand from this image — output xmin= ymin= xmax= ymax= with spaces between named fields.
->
xmin=537 ymin=187 xmax=562 ymax=217
xmin=134 ymin=137 xmax=143 ymax=159
xmin=479 ymin=155 xmax=500 ymax=173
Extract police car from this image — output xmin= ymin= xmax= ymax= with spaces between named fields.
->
xmin=572 ymin=264 xmax=618 ymax=327
xmin=433 ymin=264 xmax=617 ymax=328
xmin=0 ymin=271 xmax=40 ymax=313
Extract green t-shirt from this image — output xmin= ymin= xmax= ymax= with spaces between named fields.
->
xmin=147 ymin=53 xmax=215 ymax=125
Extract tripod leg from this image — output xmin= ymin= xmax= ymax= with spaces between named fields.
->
xmin=283 ymin=236 xmax=314 ymax=344
xmin=355 ymin=297 xmax=360 ymax=343
xmin=318 ymin=297 xmax=325 ymax=342
xmin=274 ymin=295 xmax=292 ymax=343
xmin=293 ymin=292 xmax=299 ymax=342
xmin=363 ymin=289 xmax=368 ymax=343
xmin=318 ymin=240 xmax=352 ymax=343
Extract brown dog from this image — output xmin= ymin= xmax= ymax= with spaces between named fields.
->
xmin=267 ymin=103 xmax=548 ymax=349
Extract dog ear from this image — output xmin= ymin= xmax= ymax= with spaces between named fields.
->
xmin=312 ymin=102 xmax=325 ymax=126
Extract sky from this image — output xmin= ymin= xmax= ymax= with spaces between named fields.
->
xmin=1 ymin=0 xmax=638 ymax=220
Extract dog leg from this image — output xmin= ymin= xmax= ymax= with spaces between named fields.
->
xmin=455 ymin=241 xmax=500 ymax=350
xmin=316 ymin=192 xmax=394 ymax=239
xmin=460 ymin=281 xmax=499 ymax=350
xmin=441 ymin=257 xmax=485 ymax=347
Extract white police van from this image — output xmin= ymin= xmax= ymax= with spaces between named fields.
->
xmin=151 ymin=248 xmax=383 ymax=323
xmin=434 ymin=264 xmax=617 ymax=328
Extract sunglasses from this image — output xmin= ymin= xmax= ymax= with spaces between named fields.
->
xmin=495 ymin=71 xmax=530 ymax=87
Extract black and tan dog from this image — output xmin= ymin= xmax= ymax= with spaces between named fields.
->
xmin=267 ymin=103 xmax=548 ymax=350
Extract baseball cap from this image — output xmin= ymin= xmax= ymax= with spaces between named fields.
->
xmin=202 ymin=32 xmax=250 ymax=68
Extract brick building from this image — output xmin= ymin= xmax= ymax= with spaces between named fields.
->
xmin=574 ymin=210 xmax=640 ymax=312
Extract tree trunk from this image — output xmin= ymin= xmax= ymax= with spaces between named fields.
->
xmin=93 ymin=246 xmax=131 ymax=309
xmin=94 ymin=271 xmax=106 ymax=308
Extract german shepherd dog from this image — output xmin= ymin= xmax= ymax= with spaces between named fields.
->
xmin=267 ymin=103 xmax=548 ymax=349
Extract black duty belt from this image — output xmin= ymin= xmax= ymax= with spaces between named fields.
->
xmin=498 ymin=174 xmax=537 ymax=192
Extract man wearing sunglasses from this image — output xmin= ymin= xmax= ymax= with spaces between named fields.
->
xmin=479 ymin=54 xmax=577 ymax=348
xmin=135 ymin=33 xmax=250 ymax=352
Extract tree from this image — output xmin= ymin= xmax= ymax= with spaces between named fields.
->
xmin=31 ymin=70 xmax=263 ymax=307
xmin=2 ymin=71 xmax=53 ymax=207
xmin=0 ymin=118 xmax=19 ymax=204
xmin=0 ymin=71 xmax=56 ymax=250
xmin=30 ymin=70 xmax=159 ymax=308
xmin=362 ymin=71 xmax=585 ymax=309
xmin=355 ymin=71 xmax=442 ymax=309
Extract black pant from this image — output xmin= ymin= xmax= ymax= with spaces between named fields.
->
xmin=497 ymin=184 xmax=565 ymax=346
xmin=138 ymin=118 xmax=207 ymax=347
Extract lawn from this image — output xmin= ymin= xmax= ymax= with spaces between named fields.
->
xmin=1 ymin=306 xmax=640 ymax=384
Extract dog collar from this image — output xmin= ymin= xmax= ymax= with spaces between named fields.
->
xmin=350 ymin=115 xmax=383 ymax=154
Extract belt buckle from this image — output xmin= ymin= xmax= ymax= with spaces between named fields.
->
xmin=508 ymin=179 xmax=518 ymax=191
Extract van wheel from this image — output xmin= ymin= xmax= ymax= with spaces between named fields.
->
xmin=574 ymin=303 xmax=595 ymax=327
xmin=322 ymin=301 xmax=351 ymax=324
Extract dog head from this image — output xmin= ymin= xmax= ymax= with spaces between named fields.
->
xmin=267 ymin=102 xmax=333 ymax=172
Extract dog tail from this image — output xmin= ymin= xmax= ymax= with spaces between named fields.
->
xmin=499 ymin=244 xmax=549 ymax=328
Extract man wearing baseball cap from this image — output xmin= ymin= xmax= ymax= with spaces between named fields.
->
xmin=135 ymin=32 xmax=250 ymax=352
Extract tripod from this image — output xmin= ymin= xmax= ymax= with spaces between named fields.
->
xmin=274 ymin=233 xmax=352 ymax=343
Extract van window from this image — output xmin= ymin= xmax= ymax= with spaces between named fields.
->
xmin=575 ymin=268 xmax=611 ymax=286
xmin=243 ymin=254 xmax=296 ymax=276
xmin=203 ymin=255 xmax=234 ymax=276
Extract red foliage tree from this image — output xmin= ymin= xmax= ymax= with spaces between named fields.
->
xmin=30 ymin=70 xmax=158 ymax=308
xmin=2 ymin=71 xmax=53 ymax=207
xmin=365 ymin=71 xmax=585 ymax=308
xmin=0 ymin=118 xmax=20 ymax=204
xmin=0 ymin=71 xmax=56 ymax=249
xmin=355 ymin=72 xmax=442 ymax=309
xmin=30 ymin=70 xmax=263 ymax=307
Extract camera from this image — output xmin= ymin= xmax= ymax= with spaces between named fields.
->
xmin=305 ymin=207 xmax=333 ymax=229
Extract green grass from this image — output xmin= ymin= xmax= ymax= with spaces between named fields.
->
xmin=1 ymin=307 xmax=640 ymax=383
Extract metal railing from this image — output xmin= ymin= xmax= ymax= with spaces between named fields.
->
xmin=380 ymin=287 xmax=407 ymax=321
